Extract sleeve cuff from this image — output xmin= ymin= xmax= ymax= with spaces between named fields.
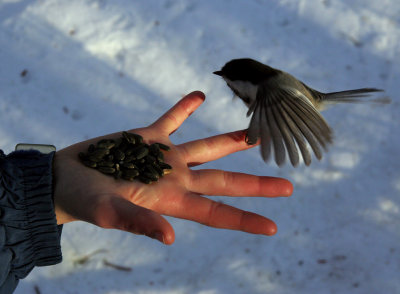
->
xmin=6 ymin=150 xmax=62 ymax=267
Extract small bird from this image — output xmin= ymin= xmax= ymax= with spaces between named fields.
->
xmin=214 ymin=58 xmax=388 ymax=167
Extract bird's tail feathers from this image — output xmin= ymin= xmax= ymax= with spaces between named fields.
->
xmin=324 ymin=88 xmax=390 ymax=104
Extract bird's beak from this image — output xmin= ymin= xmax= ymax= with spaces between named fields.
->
xmin=213 ymin=70 xmax=223 ymax=76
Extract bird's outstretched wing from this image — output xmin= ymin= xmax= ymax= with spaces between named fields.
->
xmin=246 ymin=83 xmax=333 ymax=167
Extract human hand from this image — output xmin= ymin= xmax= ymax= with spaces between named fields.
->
xmin=53 ymin=91 xmax=293 ymax=245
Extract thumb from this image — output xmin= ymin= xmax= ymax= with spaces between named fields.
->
xmin=93 ymin=195 xmax=175 ymax=245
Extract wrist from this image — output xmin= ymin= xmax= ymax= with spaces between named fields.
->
xmin=52 ymin=152 xmax=78 ymax=225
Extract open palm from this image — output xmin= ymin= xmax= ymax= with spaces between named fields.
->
xmin=53 ymin=91 xmax=293 ymax=244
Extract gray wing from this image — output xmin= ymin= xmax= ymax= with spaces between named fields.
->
xmin=246 ymin=83 xmax=333 ymax=167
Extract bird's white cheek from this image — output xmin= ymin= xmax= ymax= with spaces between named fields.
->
xmin=225 ymin=79 xmax=258 ymax=106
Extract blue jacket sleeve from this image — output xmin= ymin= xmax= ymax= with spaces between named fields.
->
xmin=0 ymin=149 xmax=62 ymax=294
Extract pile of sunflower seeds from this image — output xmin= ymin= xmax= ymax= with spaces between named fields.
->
xmin=79 ymin=131 xmax=172 ymax=184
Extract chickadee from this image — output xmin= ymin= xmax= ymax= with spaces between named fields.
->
xmin=214 ymin=58 xmax=387 ymax=167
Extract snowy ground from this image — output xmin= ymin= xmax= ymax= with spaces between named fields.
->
xmin=1 ymin=0 xmax=399 ymax=293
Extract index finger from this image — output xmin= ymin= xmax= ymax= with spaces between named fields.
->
xmin=178 ymin=130 xmax=260 ymax=167
xmin=151 ymin=91 xmax=205 ymax=136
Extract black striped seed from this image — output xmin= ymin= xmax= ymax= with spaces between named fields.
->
xmin=157 ymin=143 xmax=171 ymax=151
xmin=133 ymin=147 xmax=148 ymax=160
xmin=98 ymin=167 xmax=116 ymax=174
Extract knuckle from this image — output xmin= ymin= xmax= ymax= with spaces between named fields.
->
xmin=178 ymin=144 xmax=191 ymax=163
xmin=238 ymin=210 xmax=250 ymax=231
xmin=205 ymin=201 xmax=223 ymax=227
xmin=222 ymin=171 xmax=234 ymax=189
xmin=189 ymin=170 xmax=201 ymax=189
xmin=165 ymin=113 xmax=178 ymax=126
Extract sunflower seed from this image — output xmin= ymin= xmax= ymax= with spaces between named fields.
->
xmin=83 ymin=160 xmax=97 ymax=168
xmin=149 ymin=144 xmax=160 ymax=155
xmin=133 ymin=147 xmax=148 ymax=160
xmin=156 ymin=152 xmax=164 ymax=162
xmin=117 ymin=140 xmax=128 ymax=152
xmin=92 ymin=148 xmax=110 ymax=157
xmin=145 ymin=155 xmax=157 ymax=164
xmin=163 ymin=168 xmax=172 ymax=175
xmin=157 ymin=143 xmax=171 ymax=151
xmin=121 ymin=162 xmax=136 ymax=169
xmin=98 ymin=167 xmax=116 ymax=174
xmin=123 ymin=169 xmax=139 ymax=178
xmin=122 ymin=131 xmax=135 ymax=144
xmin=113 ymin=149 xmax=125 ymax=161
xmin=132 ymin=133 xmax=143 ymax=144
xmin=145 ymin=164 xmax=160 ymax=179
xmin=98 ymin=161 xmax=115 ymax=168
xmin=159 ymin=162 xmax=172 ymax=170
xmin=105 ymin=154 xmax=114 ymax=161
xmin=97 ymin=140 xmax=115 ymax=149
xmin=124 ymin=147 xmax=135 ymax=156
xmin=163 ymin=169 xmax=172 ymax=175
xmin=124 ymin=155 xmax=136 ymax=162
xmin=88 ymin=155 xmax=103 ymax=162
xmin=138 ymin=176 xmax=152 ymax=184
xmin=152 ymin=163 xmax=164 ymax=177
xmin=143 ymin=172 xmax=158 ymax=182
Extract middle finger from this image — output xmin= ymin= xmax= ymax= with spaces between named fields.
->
xmin=189 ymin=169 xmax=293 ymax=197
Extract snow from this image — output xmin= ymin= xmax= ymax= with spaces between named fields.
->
xmin=0 ymin=0 xmax=399 ymax=293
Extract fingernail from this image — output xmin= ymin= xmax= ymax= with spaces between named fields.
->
xmin=190 ymin=90 xmax=205 ymax=101
xmin=150 ymin=231 xmax=165 ymax=244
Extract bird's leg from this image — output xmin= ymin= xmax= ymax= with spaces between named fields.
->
xmin=245 ymin=130 xmax=257 ymax=145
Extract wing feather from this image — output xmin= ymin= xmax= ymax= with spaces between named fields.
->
xmin=280 ymin=97 xmax=324 ymax=160
xmin=246 ymin=99 xmax=262 ymax=145
xmin=259 ymin=100 xmax=272 ymax=162
xmin=269 ymin=91 xmax=300 ymax=166
xmin=262 ymin=88 xmax=286 ymax=166
xmin=276 ymin=98 xmax=312 ymax=166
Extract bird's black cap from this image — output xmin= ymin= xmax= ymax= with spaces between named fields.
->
xmin=214 ymin=58 xmax=278 ymax=83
